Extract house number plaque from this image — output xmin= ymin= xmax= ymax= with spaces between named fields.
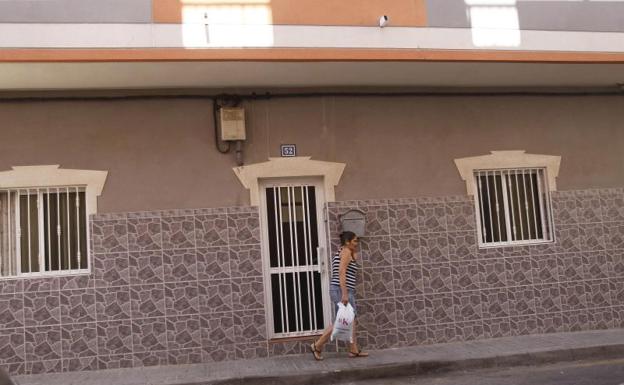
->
xmin=280 ymin=144 xmax=296 ymax=157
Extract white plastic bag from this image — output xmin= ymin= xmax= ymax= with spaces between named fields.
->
xmin=331 ymin=302 xmax=355 ymax=343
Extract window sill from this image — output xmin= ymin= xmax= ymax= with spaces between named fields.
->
xmin=269 ymin=333 xmax=323 ymax=344
xmin=0 ymin=269 xmax=91 ymax=280
xmin=477 ymin=239 xmax=555 ymax=249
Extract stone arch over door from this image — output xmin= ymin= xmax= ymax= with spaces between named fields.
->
xmin=233 ymin=157 xmax=346 ymax=205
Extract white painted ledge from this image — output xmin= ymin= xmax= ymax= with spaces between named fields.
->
xmin=454 ymin=151 xmax=561 ymax=196
xmin=233 ymin=157 xmax=345 ymax=206
xmin=0 ymin=24 xmax=624 ymax=53
xmin=0 ymin=165 xmax=108 ymax=214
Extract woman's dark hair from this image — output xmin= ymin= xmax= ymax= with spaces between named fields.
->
xmin=339 ymin=231 xmax=357 ymax=245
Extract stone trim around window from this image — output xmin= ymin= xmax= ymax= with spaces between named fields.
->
xmin=233 ymin=157 xmax=346 ymax=206
xmin=454 ymin=150 xmax=561 ymax=196
xmin=0 ymin=165 xmax=108 ymax=214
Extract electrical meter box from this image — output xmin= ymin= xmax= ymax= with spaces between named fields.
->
xmin=340 ymin=209 xmax=366 ymax=237
xmin=220 ymin=107 xmax=246 ymax=141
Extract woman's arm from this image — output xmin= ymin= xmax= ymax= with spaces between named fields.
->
xmin=338 ymin=248 xmax=351 ymax=305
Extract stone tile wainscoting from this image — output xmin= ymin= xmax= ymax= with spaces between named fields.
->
xmin=327 ymin=188 xmax=624 ymax=349
xmin=0 ymin=188 xmax=622 ymax=375
xmin=0 ymin=206 xmax=266 ymax=375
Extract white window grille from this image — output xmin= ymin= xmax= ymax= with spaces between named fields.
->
xmin=0 ymin=186 xmax=89 ymax=278
xmin=474 ymin=168 xmax=554 ymax=248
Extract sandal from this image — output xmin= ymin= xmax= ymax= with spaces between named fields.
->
xmin=310 ymin=342 xmax=324 ymax=361
xmin=348 ymin=348 xmax=369 ymax=358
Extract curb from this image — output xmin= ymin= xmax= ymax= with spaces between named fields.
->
xmin=188 ymin=343 xmax=624 ymax=385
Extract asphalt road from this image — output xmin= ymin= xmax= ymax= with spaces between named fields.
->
xmin=340 ymin=359 xmax=624 ymax=385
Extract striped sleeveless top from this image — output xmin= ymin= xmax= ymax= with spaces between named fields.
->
xmin=330 ymin=249 xmax=359 ymax=290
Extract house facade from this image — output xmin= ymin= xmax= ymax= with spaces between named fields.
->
xmin=1 ymin=0 xmax=624 ymax=376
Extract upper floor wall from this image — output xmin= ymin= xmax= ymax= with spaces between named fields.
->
xmin=0 ymin=0 xmax=427 ymax=26
xmin=1 ymin=0 xmax=624 ymax=84
xmin=0 ymin=0 xmax=152 ymax=23
xmin=428 ymin=0 xmax=624 ymax=33
xmin=152 ymin=0 xmax=428 ymax=27
xmin=1 ymin=0 xmax=623 ymax=33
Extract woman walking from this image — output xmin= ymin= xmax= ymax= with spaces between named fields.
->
xmin=310 ymin=231 xmax=368 ymax=360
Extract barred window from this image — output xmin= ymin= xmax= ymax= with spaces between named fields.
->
xmin=474 ymin=168 xmax=554 ymax=247
xmin=0 ymin=187 xmax=88 ymax=277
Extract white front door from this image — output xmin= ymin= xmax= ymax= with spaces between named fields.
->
xmin=259 ymin=178 xmax=331 ymax=338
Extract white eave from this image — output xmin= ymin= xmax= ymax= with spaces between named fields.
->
xmin=1 ymin=24 xmax=624 ymax=90
xmin=1 ymin=60 xmax=624 ymax=90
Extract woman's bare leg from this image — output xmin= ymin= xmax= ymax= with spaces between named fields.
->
xmin=314 ymin=324 xmax=333 ymax=350
xmin=349 ymin=318 xmax=358 ymax=352
xmin=349 ymin=318 xmax=368 ymax=356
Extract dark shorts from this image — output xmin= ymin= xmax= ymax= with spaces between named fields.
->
xmin=329 ymin=284 xmax=357 ymax=319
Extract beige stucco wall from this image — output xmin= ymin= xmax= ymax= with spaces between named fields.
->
xmin=0 ymin=95 xmax=623 ymax=213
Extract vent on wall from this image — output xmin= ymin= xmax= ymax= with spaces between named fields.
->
xmin=220 ymin=107 xmax=246 ymax=141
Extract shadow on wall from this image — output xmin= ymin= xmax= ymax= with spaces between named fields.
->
xmin=465 ymin=0 xmax=521 ymax=48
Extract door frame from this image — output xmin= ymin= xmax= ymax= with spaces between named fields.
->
xmin=258 ymin=177 xmax=332 ymax=339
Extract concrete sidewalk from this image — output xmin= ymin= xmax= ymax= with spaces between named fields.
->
xmin=14 ymin=329 xmax=624 ymax=385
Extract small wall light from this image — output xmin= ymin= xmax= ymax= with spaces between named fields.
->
xmin=379 ymin=15 xmax=389 ymax=28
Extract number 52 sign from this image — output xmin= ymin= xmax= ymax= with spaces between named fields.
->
xmin=280 ymin=144 xmax=297 ymax=157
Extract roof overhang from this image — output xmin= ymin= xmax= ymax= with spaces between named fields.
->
xmin=1 ymin=59 xmax=624 ymax=91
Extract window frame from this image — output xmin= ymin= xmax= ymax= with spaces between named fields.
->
xmin=454 ymin=151 xmax=561 ymax=250
xmin=473 ymin=168 xmax=555 ymax=249
xmin=0 ymin=165 xmax=107 ymax=280
xmin=10 ymin=187 xmax=90 ymax=278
